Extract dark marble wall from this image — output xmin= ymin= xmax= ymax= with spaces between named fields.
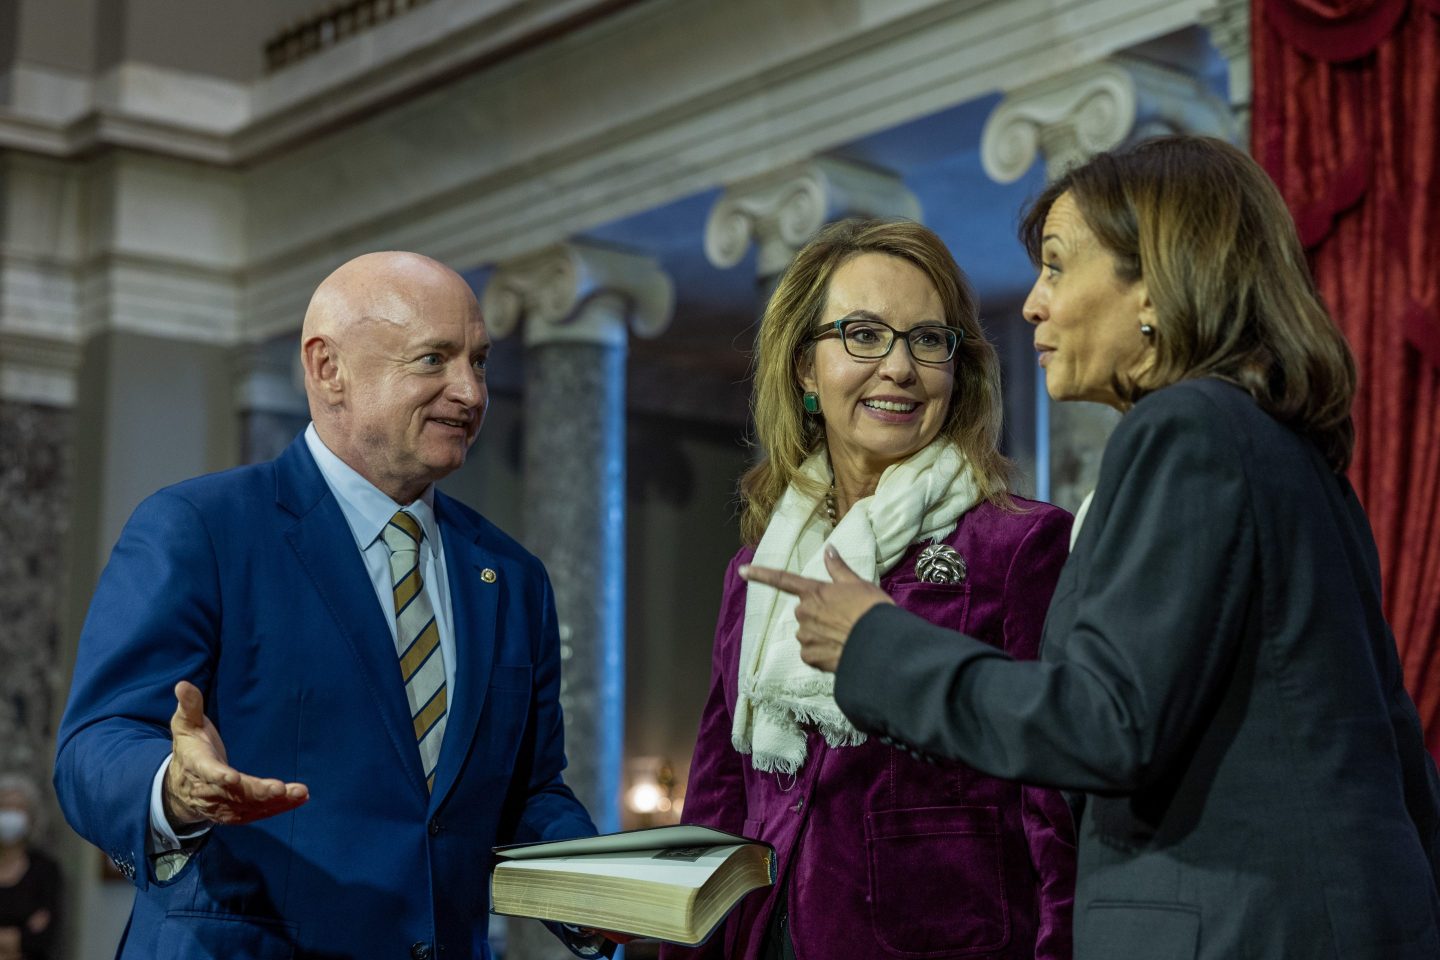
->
xmin=0 ymin=400 xmax=73 ymax=843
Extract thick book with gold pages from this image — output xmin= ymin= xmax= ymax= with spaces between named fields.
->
xmin=491 ymin=825 xmax=776 ymax=945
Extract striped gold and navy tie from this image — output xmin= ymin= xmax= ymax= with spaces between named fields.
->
xmin=381 ymin=511 xmax=447 ymax=792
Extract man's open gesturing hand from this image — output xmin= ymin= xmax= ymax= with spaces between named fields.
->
xmin=740 ymin=546 xmax=894 ymax=673
xmin=163 ymin=681 xmax=309 ymax=828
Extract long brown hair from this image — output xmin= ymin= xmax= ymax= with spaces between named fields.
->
xmin=1021 ymin=135 xmax=1356 ymax=472
xmin=739 ymin=218 xmax=1010 ymax=546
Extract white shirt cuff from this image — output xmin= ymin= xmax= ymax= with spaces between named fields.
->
xmin=148 ymin=754 xmax=211 ymax=854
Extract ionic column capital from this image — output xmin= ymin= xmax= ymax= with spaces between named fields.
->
xmin=481 ymin=241 xmax=674 ymax=348
xmin=980 ymin=56 xmax=1236 ymax=184
xmin=704 ymin=157 xmax=921 ymax=278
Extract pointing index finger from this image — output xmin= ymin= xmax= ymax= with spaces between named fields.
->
xmin=738 ymin=563 xmax=824 ymax=596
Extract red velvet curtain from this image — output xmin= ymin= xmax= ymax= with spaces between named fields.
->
xmin=1254 ymin=0 xmax=1440 ymax=758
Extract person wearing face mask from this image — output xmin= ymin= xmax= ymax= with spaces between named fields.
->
xmin=661 ymin=218 xmax=1077 ymax=960
xmin=0 ymin=774 xmax=59 ymax=960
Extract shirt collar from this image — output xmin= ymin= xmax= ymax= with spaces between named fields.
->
xmin=304 ymin=423 xmax=441 ymax=557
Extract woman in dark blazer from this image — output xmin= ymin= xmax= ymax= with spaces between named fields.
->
xmin=662 ymin=219 xmax=1077 ymax=960
xmin=742 ymin=136 xmax=1440 ymax=960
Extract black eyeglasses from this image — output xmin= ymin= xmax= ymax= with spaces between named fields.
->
xmin=813 ymin=318 xmax=961 ymax=364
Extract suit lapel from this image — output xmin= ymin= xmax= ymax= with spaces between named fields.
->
xmin=429 ymin=493 xmax=500 ymax=808
xmin=275 ymin=439 xmax=429 ymax=798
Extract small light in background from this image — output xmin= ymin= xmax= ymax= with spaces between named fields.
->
xmin=627 ymin=780 xmax=663 ymax=815
xmin=623 ymin=756 xmax=682 ymax=828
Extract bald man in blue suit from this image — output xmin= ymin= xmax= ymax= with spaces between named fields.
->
xmin=55 ymin=252 xmax=608 ymax=959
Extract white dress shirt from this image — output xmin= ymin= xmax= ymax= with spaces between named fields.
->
xmin=300 ymin=423 xmax=459 ymax=697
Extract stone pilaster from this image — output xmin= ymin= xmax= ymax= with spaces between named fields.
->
xmin=980 ymin=56 xmax=1235 ymax=511
xmin=482 ymin=242 xmax=672 ymax=960
xmin=705 ymin=156 xmax=921 ymax=292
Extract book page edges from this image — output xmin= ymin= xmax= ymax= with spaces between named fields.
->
xmin=491 ymin=845 xmax=774 ymax=945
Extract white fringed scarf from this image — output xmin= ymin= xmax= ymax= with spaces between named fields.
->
xmin=731 ymin=441 xmax=982 ymax=774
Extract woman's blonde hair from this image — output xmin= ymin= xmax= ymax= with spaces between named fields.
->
xmin=1021 ymin=135 xmax=1357 ymax=472
xmin=739 ymin=218 xmax=1011 ymax=546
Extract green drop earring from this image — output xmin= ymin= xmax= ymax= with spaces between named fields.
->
xmin=802 ymin=392 xmax=821 ymax=414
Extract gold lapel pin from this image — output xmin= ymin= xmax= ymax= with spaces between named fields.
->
xmin=481 ymin=568 xmax=498 ymax=583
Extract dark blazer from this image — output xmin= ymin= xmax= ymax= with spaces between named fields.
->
xmin=835 ymin=379 xmax=1440 ymax=960
xmin=54 ymin=435 xmax=595 ymax=960
xmin=664 ymin=499 xmax=1078 ymax=960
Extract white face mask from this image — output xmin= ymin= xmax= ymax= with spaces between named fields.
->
xmin=0 ymin=810 xmax=29 ymax=844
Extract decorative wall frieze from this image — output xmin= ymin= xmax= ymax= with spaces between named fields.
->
xmin=1 ymin=248 xmax=243 ymax=408
xmin=0 ymin=150 xmax=246 ymax=374
xmin=0 ymin=251 xmax=243 ymax=408
xmin=84 ymin=257 xmax=243 ymax=346
xmin=482 ymin=242 xmax=673 ymax=348
xmin=704 ymin=157 xmax=921 ymax=278
xmin=0 ymin=331 xmax=82 ymax=407
xmin=980 ymin=55 xmax=1236 ymax=184
xmin=3 ymin=253 xmax=243 ymax=341
xmin=1 ymin=62 xmax=93 ymax=127
xmin=0 ymin=254 xmax=86 ymax=345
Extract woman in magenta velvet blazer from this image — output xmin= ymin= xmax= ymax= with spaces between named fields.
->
xmin=662 ymin=219 xmax=1076 ymax=960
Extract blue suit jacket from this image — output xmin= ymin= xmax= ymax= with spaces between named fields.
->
xmin=55 ymin=435 xmax=596 ymax=959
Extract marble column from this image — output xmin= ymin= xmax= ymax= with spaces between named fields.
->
xmin=481 ymin=242 xmax=672 ymax=960
xmin=705 ymin=155 xmax=921 ymax=296
xmin=1200 ymin=0 xmax=1252 ymax=144
xmin=979 ymin=56 xmax=1235 ymax=511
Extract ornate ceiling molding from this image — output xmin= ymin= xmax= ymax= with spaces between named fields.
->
xmin=0 ymin=0 xmax=1227 ymax=351
xmin=0 ymin=0 xmax=642 ymax=163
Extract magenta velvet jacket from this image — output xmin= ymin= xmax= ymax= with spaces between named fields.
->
xmin=661 ymin=498 xmax=1077 ymax=960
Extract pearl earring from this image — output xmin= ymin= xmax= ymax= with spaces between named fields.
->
xmin=1140 ymin=323 xmax=1156 ymax=337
